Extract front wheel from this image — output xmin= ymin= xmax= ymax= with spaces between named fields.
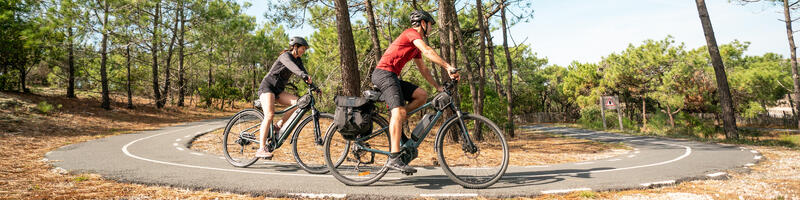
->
xmin=435 ymin=114 xmax=509 ymax=189
xmin=291 ymin=112 xmax=344 ymax=174
xmin=222 ymin=109 xmax=263 ymax=167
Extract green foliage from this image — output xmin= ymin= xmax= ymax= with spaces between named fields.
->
xmin=577 ymin=106 xmax=637 ymax=131
xmin=779 ymin=135 xmax=800 ymax=147
xmin=577 ymin=190 xmax=597 ymax=198
xmin=72 ymin=175 xmax=88 ymax=182
xmin=740 ymin=101 xmax=765 ymax=119
xmin=35 ymin=101 xmax=61 ymax=114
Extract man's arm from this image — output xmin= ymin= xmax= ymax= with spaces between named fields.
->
xmin=413 ymin=58 xmax=442 ymax=91
xmin=412 ymin=39 xmax=451 ymax=70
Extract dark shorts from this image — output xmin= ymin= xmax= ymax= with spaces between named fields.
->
xmin=371 ymin=68 xmax=419 ymax=109
xmin=258 ymin=77 xmax=285 ymax=99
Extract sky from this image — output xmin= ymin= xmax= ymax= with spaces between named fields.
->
xmin=238 ymin=0 xmax=789 ymax=66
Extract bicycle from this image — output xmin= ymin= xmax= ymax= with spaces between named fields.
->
xmin=323 ymin=79 xmax=509 ymax=189
xmin=222 ymin=83 xmax=348 ymax=174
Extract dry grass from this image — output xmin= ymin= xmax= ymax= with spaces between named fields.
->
xmin=0 ymin=88 xmax=274 ymax=199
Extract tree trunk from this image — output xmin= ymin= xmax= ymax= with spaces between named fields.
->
xmin=126 ymin=45 xmax=133 ymax=109
xmin=207 ymin=47 xmax=213 ymax=107
xmin=162 ymin=5 xmax=179 ymax=107
xmin=666 ymin=104 xmax=675 ymax=128
xmin=152 ymin=1 xmax=164 ymax=108
xmin=483 ymin=19 xmax=504 ymax=97
xmin=475 ymin=0 xmax=487 ymax=119
xmin=19 ymin=65 xmax=27 ymax=93
xmin=177 ymin=0 xmax=186 ymax=107
xmin=365 ymin=0 xmax=381 ymax=78
xmin=67 ymin=26 xmax=76 ymax=98
xmin=100 ymin=0 xmax=111 ymax=110
xmin=641 ymin=98 xmax=647 ymax=131
xmin=500 ymin=1 xmax=515 ymax=137
xmin=333 ymin=0 xmax=361 ymax=96
xmin=695 ymin=0 xmax=738 ymax=139
xmin=783 ymin=0 xmax=800 ymax=129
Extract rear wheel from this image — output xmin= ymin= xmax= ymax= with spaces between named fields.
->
xmin=222 ymin=109 xmax=263 ymax=167
xmin=435 ymin=114 xmax=508 ymax=189
xmin=324 ymin=115 xmax=390 ymax=186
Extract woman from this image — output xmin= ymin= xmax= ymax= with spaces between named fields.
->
xmin=256 ymin=36 xmax=312 ymax=158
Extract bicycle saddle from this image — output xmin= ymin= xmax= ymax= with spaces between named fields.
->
xmin=363 ymin=85 xmax=382 ymax=102
xmin=253 ymin=100 xmax=262 ymax=109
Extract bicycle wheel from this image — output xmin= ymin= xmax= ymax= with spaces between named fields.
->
xmin=324 ymin=115 xmax=390 ymax=186
xmin=222 ymin=109 xmax=264 ymax=167
xmin=291 ymin=112 xmax=346 ymax=174
xmin=435 ymin=114 xmax=509 ymax=189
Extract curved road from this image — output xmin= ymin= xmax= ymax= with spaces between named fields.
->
xmin=46 ymin=119 xmax=760 ymax=198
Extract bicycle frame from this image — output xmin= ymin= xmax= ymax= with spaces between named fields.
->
xmin=237 ymin=84 xmax=324 ymax=151
xmin=351 ymin=80 xmax=476 ymax=158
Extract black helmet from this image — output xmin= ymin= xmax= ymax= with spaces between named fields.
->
xmin=410 ymin=10 xmax=436 ymax=26
xmin=289 ymin=36 xmax=309 ymax=47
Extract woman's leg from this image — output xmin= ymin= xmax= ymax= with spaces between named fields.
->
xmin=275 ymin=92 xmax=299 ymax=128
xmin=257 ymin=92 xmax=276 ymax=157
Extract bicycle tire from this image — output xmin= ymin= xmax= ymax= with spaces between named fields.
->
xmin=434 ymin=114 xmax=509 ymax=189
xmin=291 ymin=112 xmax=347 ymax=174
xmin=324 ymin=115 xmax=390 ymax=186
xmin=222 ymin=109 xmax=263 ymax=168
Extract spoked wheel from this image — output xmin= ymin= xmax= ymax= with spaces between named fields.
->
xmin=291 ymin=112 xmax=347 ymax=174
xmin=222 ymin=109 xmax=263 ymax=167
xmin=435 ymin=114 xmax=509 ymax=189
xmin=324 ymin=115 xmax=390 ymax=186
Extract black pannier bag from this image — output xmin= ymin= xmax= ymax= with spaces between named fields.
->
xmin=333 ymin=96 xmax=374 ymax=140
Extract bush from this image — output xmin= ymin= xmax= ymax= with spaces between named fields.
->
xmin=34 ymin=101 xmax=61 ymax=114
xmin=577 ymin=107 xmax=637 ymax=131
xmin=779 ymin=135 xmax=800 ymax=147
xmin=673 ymin=112 xmax=717 ymax=138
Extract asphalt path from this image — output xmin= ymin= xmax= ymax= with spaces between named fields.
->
xmin=46 ymin=119 xmax=761 ymax=198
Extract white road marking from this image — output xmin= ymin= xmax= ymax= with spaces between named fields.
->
xmin=218 ymin=157 xmax=226 ymax=160
xmin=525 ymin=165 xmax=551 ymax=168
xmin=122 ymin=123 xmax=332 ymax=178
xmin=641 ymin=180 xmax=675 ymax=187
xmin=607 ymin=159 xmax=622 ymax=161
xmin=745 ymin=163 xmax=755 ymax=167
xmin=176 ymin=147 xmax=185 ymax=151
xmin=508 ymin=141 xmax=693 ymax=178
xmin=754 ymin=156 xmax=762 ymax=160
xmin=184 ymin=134 xmax=191 ymax=138
xmin=420 ymin=193 xmax=478 ymax=197
xmin=288 ymin=193 xmax=346 ymax=198
xmin=627 ymin=155 xmax=636 ymax=158
xmin=575 ymin=162 xmax=594 ymax=165
xmin=634 ymin=151 xmax=641 ymax=154
xmin=706 ymin=172 xmax=726 ymax=177
xmin=541 ymin=188 xmax=591 ymax=194
xmin=190 ymin=152 xmax=204 ymax=156
xmin=750 ymin=150 xmax=758 ymax=154
xmin=172 ymin=143 xmax=178 ymax=146
xmin=176 ymin=138 xmax=182 ymax=142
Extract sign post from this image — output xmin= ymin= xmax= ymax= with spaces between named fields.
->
xmin=600 ymin=96 xmax=623 ymax=130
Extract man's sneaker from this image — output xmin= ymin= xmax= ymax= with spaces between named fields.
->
xmin=385 ymin=155 xmax=417 ymax=173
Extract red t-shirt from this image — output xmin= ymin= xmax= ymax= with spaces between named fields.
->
xmin=375 ymin=28 xmax=423 ymax=75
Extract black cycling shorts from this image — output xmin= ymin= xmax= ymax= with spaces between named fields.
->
xmin=257 ymin=77 xmax=285 ymax=99
xmin=371 ymin=68 xmax=418 ymax=110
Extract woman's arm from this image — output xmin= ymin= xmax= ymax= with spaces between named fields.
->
xmin=278 ymin=53 xmax=310 ymax=80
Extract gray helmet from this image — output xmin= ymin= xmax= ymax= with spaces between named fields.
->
xmin=289 ymin=36 xmax=309 ymax=47
xmin=410 ymin=10 xmax=436 ymax=26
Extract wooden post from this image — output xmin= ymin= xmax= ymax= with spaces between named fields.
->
xmin=600 ymin=96 xmax=607 ymax=129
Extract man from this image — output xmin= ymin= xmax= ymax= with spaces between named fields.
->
xmin=371 ymin=10 xmax=459 ymax=173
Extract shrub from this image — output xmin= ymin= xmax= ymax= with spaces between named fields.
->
xmin=35 ymin=101 xmax=61 ymax=114
xmin=779 ymin=135 xmax=800 ymax=147
xmin=578 ymin=107 xmax=637 ymax=131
